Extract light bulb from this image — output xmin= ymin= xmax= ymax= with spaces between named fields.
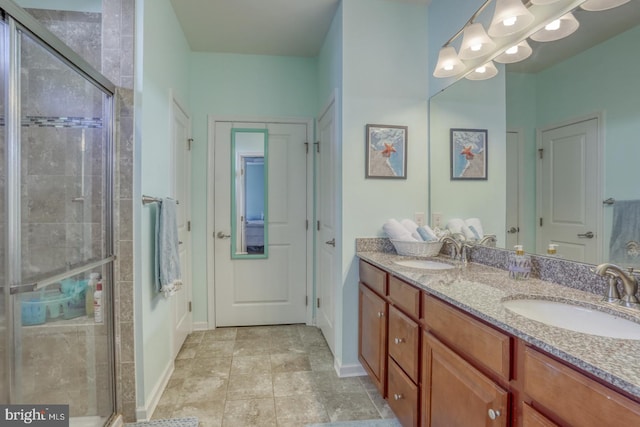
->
xmin=505 ymin=45 xmax=519 ymax=55
xmin=503 ymin=16 xmax=517 ymax=26
xmin=545 ymin=19 xmax=561 ymax=31
xmin=444 ymin=64 xmax=454 ymax=71
xmin=471 ymin=43 xmax=482 ymax=51
xmin=476 ymin=66 xmax=487 ymax=73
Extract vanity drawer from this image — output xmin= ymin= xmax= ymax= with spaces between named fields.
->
xmin=359 ymin=260 xmax=387 ymax=296
xmin=522 ymin=403 xmax=558 ymax=427
xmin=388 ymin=305 xmax=420 ymax=383
xmin=388 ymin=357 xmax=419 ymax=427
xmin=388 ymin=275 xmax=420 ymax=318
xmin=423 ymin=294 xmax=511 ymax=381
xmin=524 ymin=347 xmax=640 ymax=427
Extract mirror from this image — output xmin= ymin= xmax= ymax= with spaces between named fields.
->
xmin=231 ymin=129 xmax=268 ymax=259
xmin=429 ymin=2 xmax=640 ymax=266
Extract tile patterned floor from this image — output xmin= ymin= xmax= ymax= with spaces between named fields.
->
xmin=152 ymin=325 xmax=395 ymax=427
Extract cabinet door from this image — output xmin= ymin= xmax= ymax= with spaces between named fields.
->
xmin=359 ymin=282 xmax=387 ymax=396
xmin=522 ymin=403 xmax=558 ymax=427
xmin=388 ymin=357 xmax=419 ymax=427
xmin=422 ymin=332 xmax=508 ymax=427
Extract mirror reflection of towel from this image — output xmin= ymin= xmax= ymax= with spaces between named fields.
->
xmin=155 ymin=198 xmax=183 ymax=297
xmin=609 ymin=200 xmax=640 ymax=266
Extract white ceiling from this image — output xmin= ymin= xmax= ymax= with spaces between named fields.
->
xmin=169 ymin=0 xmax=431 ymax=57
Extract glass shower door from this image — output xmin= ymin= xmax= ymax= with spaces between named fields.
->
xmin=2 ymin=10 xmax=115 ymax=427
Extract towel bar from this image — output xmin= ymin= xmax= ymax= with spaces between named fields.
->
xmin=142 ymin=195 xmax=179 ymax=205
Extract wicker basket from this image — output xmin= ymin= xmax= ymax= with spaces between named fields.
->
xmin=391 ymin=240 xmax=443 ymax=258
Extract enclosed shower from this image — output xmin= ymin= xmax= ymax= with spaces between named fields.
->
xmin=1 ymin=2 xmax=116 ymax=426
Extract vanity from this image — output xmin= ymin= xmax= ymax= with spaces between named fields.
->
xmin=357 ymin=248 xmax=640 ymax=427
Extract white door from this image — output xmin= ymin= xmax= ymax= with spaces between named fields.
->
xmin=506 ymin=130 xmax=521 ymax=248
xmin=537 ymin=117 xmax=601 ymax=263
xmin=171 ymin=97 xmax=192 ymax=358
xmin=316 ymin=96 xmax=338 ymax=355
xmin=214 ymin=122 xmax=308 ymax=326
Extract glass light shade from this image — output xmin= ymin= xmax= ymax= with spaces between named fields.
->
xmin=459 ymin=23 xmax=496 ymax=60
xmin=581 ymin=0 xmax=630 ymax=11
xmin=433 ymin=46 xmax=465 ymax=78
xmin=488 ymin=0 xmax=534 ymax=37
xmin=530 ymin=0 xmax=563 ymax=4
xmin=494 ymin=40 xmax=533 ymax=63
xmin=465 ymin=61 xmax=499 ymax=81
xmin=530 ymin=12 xmax=579 ymax=42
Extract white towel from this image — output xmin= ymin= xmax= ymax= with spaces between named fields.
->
xmin=383 ymin=219 xmax=417 ymax=241
xmin=400 ymin=219 xmax=422 ymax=241
xmin=465 ymin=218 xmax=484 ymax=239
xmin=155 ymin=198 xmax=183 ymax=298
xmin=446 ymin=218 xmax=475 ymax=240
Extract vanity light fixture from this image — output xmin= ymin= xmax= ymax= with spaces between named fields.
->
xmin=459 ymin=23 xmax=496 ymax=60
xmin=488 ymin=0 xmax=535 ymax=37
xmin=494 ymin=39 xmax=533 ymax=63
xmin=581 ymin=0 xmax=630 ymax=11
xmin=433 ymin=46 xmax=466 ymax=78
xmin=465 ymin=61 xmax=499 ymax=81
xmin=530 ymin=12 xmax=579 ymax=42
xmin=530 ymin=0 xmax=564 ymax=4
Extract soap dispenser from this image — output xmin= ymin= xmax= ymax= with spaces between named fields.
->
xmin=547 ymin=243 xmax=562 ymax=258
xmin=509 ymin=245 xmax=531 ymax=280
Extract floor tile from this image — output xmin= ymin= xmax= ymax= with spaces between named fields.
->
xmin=270 ymin=353 xmax=311 ymax=373
xmin=203 ymin=327 xmax=237 ymax=342
xmin=181 ymin=376 xmax=228 ymax=404
xmin=189 ymin=356 xmax=232 ymax=378
xmin=227 ymin=372 xmax=273 ymax=400
xmin=235 ymin=326 xmax=273 ymax=340
xmin=222 ymin=398 xmax=276 ymax=427
xmin=321 ymin=391 xmax=381 ymax=422
xmin=273 ymin=371 xmax=316 ymax=397
xmin=274 ymin=393 xmax=330 ymax=426
xmin=232 ymin=338 xmax=271 ymax=356
xmin=231 ymin=355 xmax=271 ymax=376
xmin=197 ymin=341 xmax=235 ymax=358
xmin=172 ymin=400 xmax=224 ymax=427
xmin=311 ymin=371 xmax=365 ymax=394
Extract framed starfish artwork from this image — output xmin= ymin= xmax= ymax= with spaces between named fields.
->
xmin=365 ymin=124 xmax=408 ymax=179
xmin=450 ymin=128 xmax=488 ymax=180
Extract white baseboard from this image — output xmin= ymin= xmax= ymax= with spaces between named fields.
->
xmin=135 ymin=360 xmax=174 ymax=421
xmin=192 ymin=321 xmax=209 ymax=331
xmin=334 ymin=358 xmax=366 ymax=378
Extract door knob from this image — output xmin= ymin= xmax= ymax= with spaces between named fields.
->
xmin=488 ymin=409 xmax=501 ymax=420
xmin=216 ymin=231 xmax=231 ymax=239
xmin=507 ymin=226 xmax=519 ymax=234
xmin=325 ymin=238 xmax=336 ymax=247
xmin=577 ymin=231 xmax=594 ymax=239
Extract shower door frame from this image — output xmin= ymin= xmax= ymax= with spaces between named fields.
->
xmin=1 ymin=0 xmax=117 ymax=422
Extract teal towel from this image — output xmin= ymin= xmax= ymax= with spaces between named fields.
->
xmin=155 ymin=198 xmax=182 ymax=297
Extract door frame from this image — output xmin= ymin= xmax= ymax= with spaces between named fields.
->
xmin=506 ymin=128 xmax=525 ymax=248
xmin=169 ymin=90 xmax=193 ymax=356
xmin=535 ymin=112 xmax=604 ymax=261
xmin=206 ymin=115 xmax=315 ymax=329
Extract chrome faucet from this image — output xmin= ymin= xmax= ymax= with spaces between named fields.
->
xmin=594 ymin=263 xmax=640 ymax=308
xmin=478 ymin=234 xmax=497 ymax=247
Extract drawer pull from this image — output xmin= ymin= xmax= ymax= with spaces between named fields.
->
xmin=377 ymin=311 xmax=384 ymax=318
xmin=488 ymin=409 xmax=501 ymax=420
xmin=393 ymin=393 xmax=404 ymax=400
xmin=394 ymin=337 xmax=405 ymax=344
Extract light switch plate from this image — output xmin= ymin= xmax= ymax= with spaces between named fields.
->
xmin=414 ymin=212 xmax=425 ymax=227
xmin=432 ymin=212 xmax=443 ymax=229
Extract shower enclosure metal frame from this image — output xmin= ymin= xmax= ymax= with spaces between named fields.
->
xmin=1 ymin=0 xmax=117 ymax=423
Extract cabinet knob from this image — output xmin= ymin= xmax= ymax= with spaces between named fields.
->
xmin=393 ymin=393 xmax=403 ymax=400
xmin=377 ymin=311 xmax=384 ymax=318
xmin=488 ymin=409 xmax=501 ymax=420
xmin=394 ymin=337 xmax=405 ymax=344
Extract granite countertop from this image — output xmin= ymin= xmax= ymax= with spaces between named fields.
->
xmin=357 ymin=250 xmax=640 ymax=400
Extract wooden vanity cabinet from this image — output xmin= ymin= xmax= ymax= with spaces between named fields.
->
xmin=523 ymin=347 xmax=640 ymax=427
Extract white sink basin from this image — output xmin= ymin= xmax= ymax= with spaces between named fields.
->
xmin=393 ymin=259 xmax=455 ymax=270
xmin=502 ymin=298 xmax=640 ymax=340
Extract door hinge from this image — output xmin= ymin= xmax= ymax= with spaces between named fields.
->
xmin=305 ymin=296 xmax=308 ymax=306
xmin=314 ymin=141 xmax=320 ymax=153
xmin=538 ymin=148 xmax=544 ymax=159
xmin=540 ymin=217 xmax=543 ymax=227
xmin=187 ymin=221 xmax=191 ymax=231
xmin=306 ymin=219 xmax=309 ymax=230
xmin=187 ymin=138 xmax=194 ymax=151
xmin=317 ymin=298 xmax=320 ymax=308
xmin=317 ymin=221 xmax=320 ymax=231
xmin=188 ymin=301 xmax=192 ymax=312
xmin=304 ymin=142 xmax=309 ymax=153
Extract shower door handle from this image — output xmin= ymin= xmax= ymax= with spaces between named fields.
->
xmin=577 ymin=231 xmax=594 ymax=239
xmin=7 ymin=283 xmax=37 ymax=295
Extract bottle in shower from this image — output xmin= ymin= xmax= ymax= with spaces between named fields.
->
xmin=94 ymin=280 xmax=103 ymax=324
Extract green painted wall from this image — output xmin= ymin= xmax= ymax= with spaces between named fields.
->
xmin=135 ymin=0 xmax=191 ymax=412
xmin=188 ymin=52 xmax=319 ymax=324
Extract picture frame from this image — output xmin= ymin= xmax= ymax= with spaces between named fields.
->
xmin=450 ymin=128 xmax=488 ymax=180
xmin=365 ymin=124 xmax=408 ymax=179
